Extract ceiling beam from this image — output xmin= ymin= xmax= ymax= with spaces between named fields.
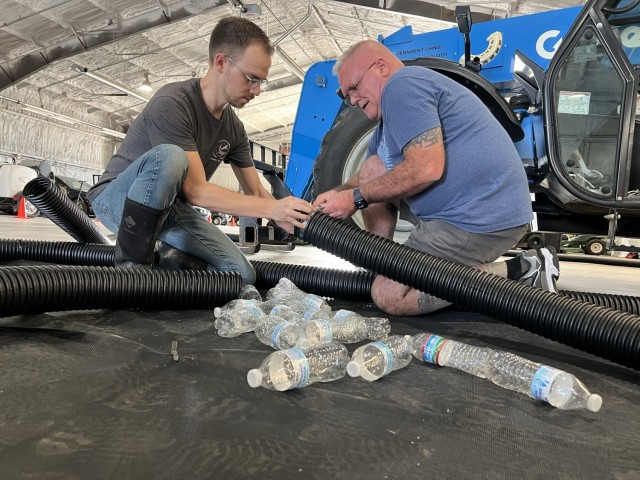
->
xmin=0 ymin=0 xmax=228 ymax=92
xmin=326 ymin=0 xmax=503 ymax=23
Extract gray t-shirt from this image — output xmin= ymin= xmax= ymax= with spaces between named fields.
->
xmin=88 ymin=78 xmax=253 ymax=201
xmin=367 ymin=66 xmax=533 ymax=233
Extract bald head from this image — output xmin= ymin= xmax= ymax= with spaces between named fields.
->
xmin=334 ymin=40 xmax=404 ymax=120
xmin=333 ymin=40 xmax=402 ymax=76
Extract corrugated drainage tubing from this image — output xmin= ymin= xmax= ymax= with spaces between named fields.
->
xmin=0 ymin=264 xmax=241 ymax=318
xmin=299 ymin=212 xmax=640 ymax=371
xmin=251 ymin=260 xmax=374 ymax=302
xmin=0 ymin=239 xmax=114 ymax=266
xmin=22 ymin=176 xmax=111 ymax=245
xmin=2 ymin=239 xmax=640 ymax=314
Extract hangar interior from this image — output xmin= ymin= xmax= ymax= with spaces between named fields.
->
xmin=2 ymin=1 xmax=640 ymax=479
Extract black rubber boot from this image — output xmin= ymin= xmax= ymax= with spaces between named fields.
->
xmin=114 ymin=198 xmax=169 ymax=268
xmin=155 ymin=241 xmax=208 ymax=270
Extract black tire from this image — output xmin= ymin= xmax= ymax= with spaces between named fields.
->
xmin=312 ymin=106 xmax=377 ymax=199
xmin=212 ymin=216 xmax=221 ymax=225
xmin=313 ymin=107 xmax=418 ymax=231
xmin=585 ymin=238 xmax=606 ymax=255
xmin=527 ymin=234 xmax=544 ymax=249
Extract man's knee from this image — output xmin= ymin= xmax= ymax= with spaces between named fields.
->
xmin=371 ymin=277 xmax=404 ymax=316
xmin=151 ymin=144 xmax=189 ymax=182
xmin=359 ymin=156 xmax=386 ymax=184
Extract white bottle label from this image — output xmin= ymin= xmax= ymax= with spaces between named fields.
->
xmin=421 ymin=334 xmax=447 ymax=364
xmin=530 ymin=365 xmax=562 ymax=401
xmin=370 ymin=341 xmax=394 ymax=376
xmin=315 ymin=320 xmax=333 ymax=342
xmin=270 ymin=322 xmax=289 ymax=349
xmin=284 ymin=348 xmax=310 ymax=388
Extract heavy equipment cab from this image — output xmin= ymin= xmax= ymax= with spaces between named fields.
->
xmin=283 ymin=0 xmax=640 ymax=239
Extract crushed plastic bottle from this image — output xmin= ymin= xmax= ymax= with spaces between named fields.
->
xmin=411 ymin=332 xmax=602 ymax=412
xmin=247 ymin=341 xmax=349 ymax=391
xmin=269 ymin=304 xmax=303 ymax=323
xmin=254 ymin=315 xmax=304 ymax=350
xmin=239 ymin=284 xmax=262 ymax=301
xmin=305 ymin=309 xmax=390 ymax=345
xmin=213 ymin=298 xmax=261 ymax=319
xmin=214 ymin=303 xmax=266 ymax=338
xmin=265 ymin=278 xmax=331 ymax=313
xmin=347 ymin=335 xmax=414 ymax=382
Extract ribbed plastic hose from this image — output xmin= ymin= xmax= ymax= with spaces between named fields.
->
xmin=22 ymin=177 xmax=111 ymax=245
xmin=0 ymin=265 xmax=241 ymax=317
xmin=251 ymin=260 xmax=374 ymax=302
xmin=0 ymin=239 xmax=114 ymax=266
xmin=2 ymin=239 xmax=639 ymax=315
xmin=299 ymin=212 xmax=640 ymax=370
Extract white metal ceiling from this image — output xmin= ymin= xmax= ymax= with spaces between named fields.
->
xmin=0 ymin=0 xmax=586 ymax=152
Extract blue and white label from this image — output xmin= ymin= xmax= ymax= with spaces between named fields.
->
xmin=530 ymin=365 xmax=562 ymax=401
xmin=314 ymin=320 xmax=333 ymax=342
xmin=285 ymin=348 xmax=310 ymax=388
xmin=370 ymin=341 xmax=394 ymax=376
xmin=422 ymin=334 xmax=446 ymax=364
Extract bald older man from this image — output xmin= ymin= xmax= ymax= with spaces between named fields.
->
xmin=314 ymin=40 xmax=559 ymax=317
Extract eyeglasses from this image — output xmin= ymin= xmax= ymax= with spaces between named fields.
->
xmin=336 ymin=62 xmax=377 ymax=106
xmin=226 ymin=55 xmax=269 ymax=90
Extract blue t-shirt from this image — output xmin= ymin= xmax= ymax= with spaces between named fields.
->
xmin=368 ymin=66 xmax=532 ymax=233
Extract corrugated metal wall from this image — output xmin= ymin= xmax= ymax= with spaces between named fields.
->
xmin=0 ymin=109 xmax=113 ymax=184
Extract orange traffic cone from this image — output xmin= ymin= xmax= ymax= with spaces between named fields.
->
xmin=16 ymin=197 xmax=29 ymax=219
xmin=229 ymin=216 xmax=236 ymax=227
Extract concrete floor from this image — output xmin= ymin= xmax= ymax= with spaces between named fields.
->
xmin=1 ymin=213 xmax=638 ymax=296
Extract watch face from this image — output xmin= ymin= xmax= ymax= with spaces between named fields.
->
xmin=354 ymin=188 xmax=367 ymax=209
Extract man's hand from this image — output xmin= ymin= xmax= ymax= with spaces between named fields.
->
xmin=313 ymin=189 xmax=357 ymax=220
xmin=270 ymin=196 xmax=315 ymax=233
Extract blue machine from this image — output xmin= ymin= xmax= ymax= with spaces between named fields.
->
xmin=282 ymin=0 xmax=640 ymax=238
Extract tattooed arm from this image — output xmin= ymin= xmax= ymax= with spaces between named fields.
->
xmin=358 ymin=127 xmax=445 ymax=204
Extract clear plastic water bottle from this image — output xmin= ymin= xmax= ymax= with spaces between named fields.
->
xmin=253 ymin=315 xmax=303 ymax=350
xmin=305 ymin=309 xmax=390 ymax=345
xmin=484 ymin=350 xmax=603 ymax=412
xmin=412 ymin=332 xmax=491 ymax=378
xmin=347 ymin=335 xmax=414 ymax=382
xmin=265 ymin=278 xmax=331 ymax=313
xmin=213 ymin=298 xmax=260 ymax=319
xmin=239 ymin=284 xmax=262 ymax=301
xmin=247 ymin=341 xmax=349 ymax=391
xmin=214 ymin=304 xmax=266 ymax=338
xmin=269 ymin=304 xmax=303 ymax=323
xmin=411 ymin=332 xmax=602 ymax=412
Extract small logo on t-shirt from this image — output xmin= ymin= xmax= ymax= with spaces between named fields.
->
xmin=210 ymin=140 xmax=231 ymax=163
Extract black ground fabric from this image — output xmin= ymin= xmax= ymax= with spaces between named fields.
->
xmin=1 ymin=300 xmax=638 ymax=480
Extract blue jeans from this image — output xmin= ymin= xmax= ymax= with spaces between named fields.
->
xmin=91 ymin=144 xmax=256 ymax=284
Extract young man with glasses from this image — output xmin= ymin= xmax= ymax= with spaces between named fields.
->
xmin=314 ymin=40 xmax=559 ymax=316
xmin=88 ymin=17 xmax=313 ymax=282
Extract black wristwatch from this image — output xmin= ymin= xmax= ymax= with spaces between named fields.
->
xmin=353 ymin=187 xmax=368 ymax=210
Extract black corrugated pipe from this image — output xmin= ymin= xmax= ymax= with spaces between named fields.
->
xmin=251 ymin=260 xmax=374 ymax=302
xmin=0 ymin=239 xmax=374 ymax=302
xmin=2 ymin=238 xmax=640 ymax=315
xmin=298 ymin=212 xmax=640 ymax=371
xmin=22 ymin=177 xmax=111 ymax=245
xmin=0 ymin=265 xmax=241 ymax=318
xmin=0 ymin=239 xmax=114 ymax=266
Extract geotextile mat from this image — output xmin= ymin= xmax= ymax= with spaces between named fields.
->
xmin=1 ymin=300 xmax=638 ymax=480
